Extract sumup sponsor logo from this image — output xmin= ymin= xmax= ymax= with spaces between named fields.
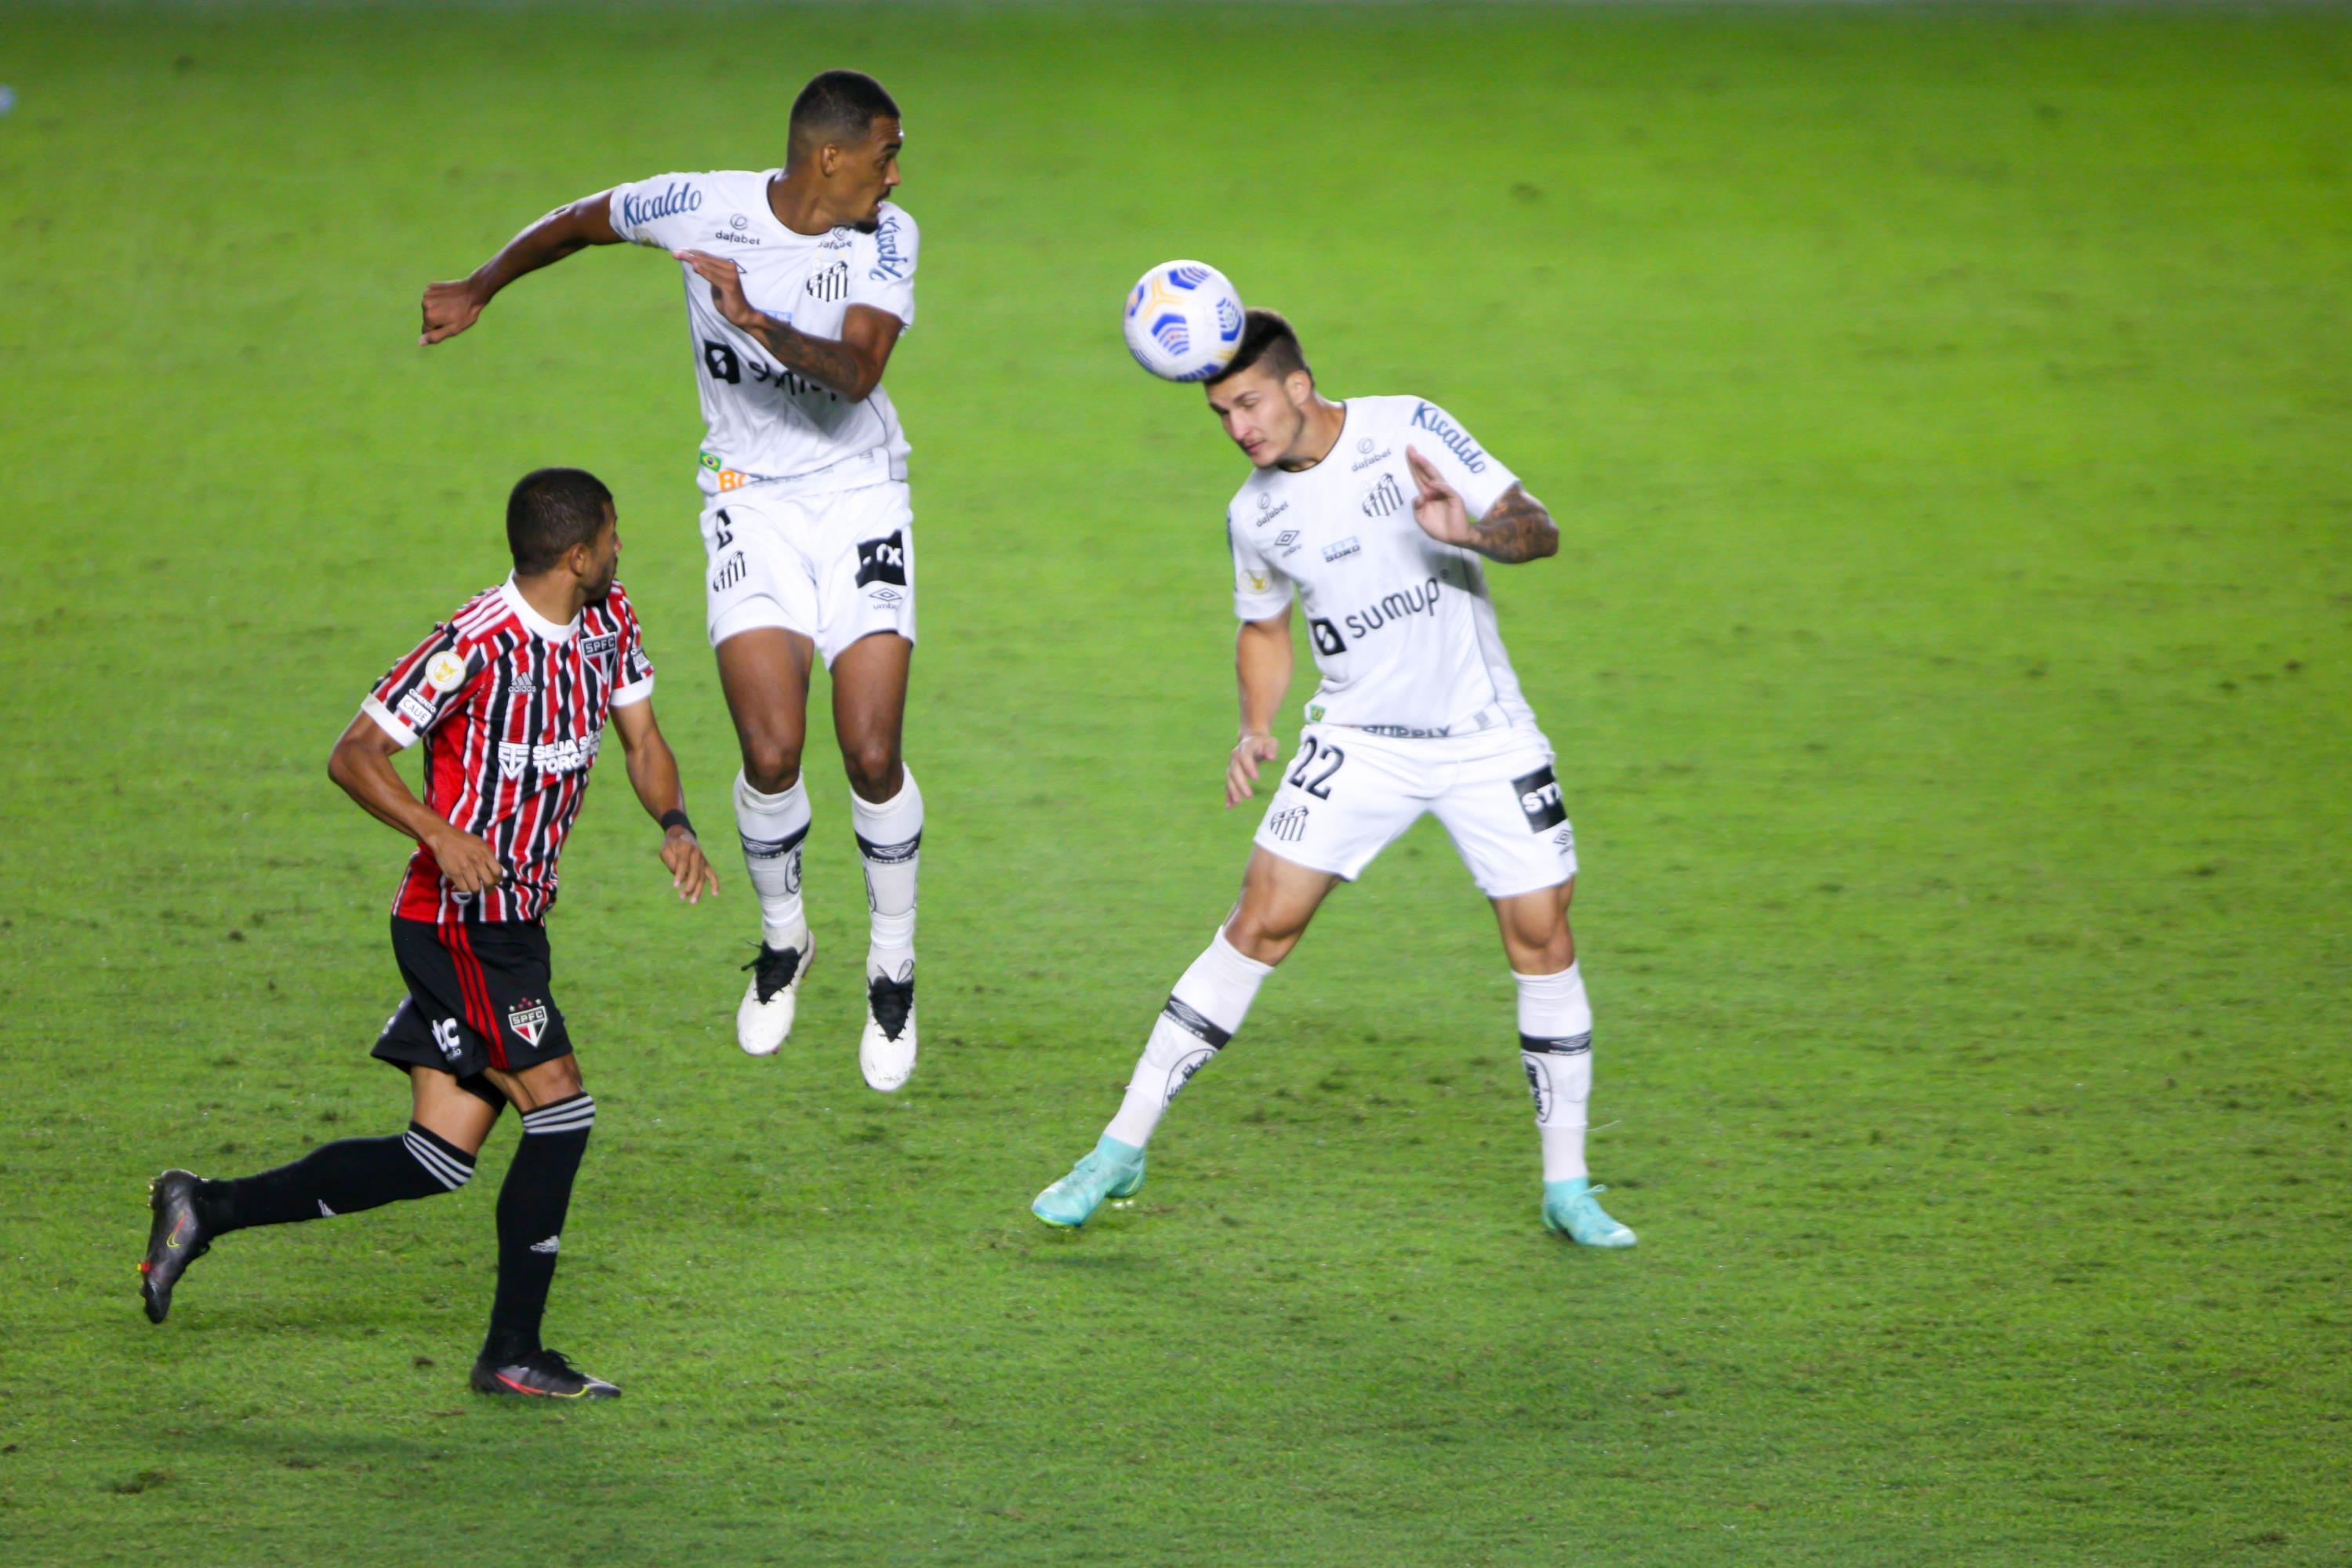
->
xmin=1410 ymin=402 xmax=1487 ymax=474
xmin=619 ymin=181 xmax=702 ymax=229
xmin=1339 ymin=575 xmax=1443 ymax=641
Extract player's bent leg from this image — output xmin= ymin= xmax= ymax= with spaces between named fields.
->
xmin=1493 ymin=883 xmax=1634 ymax=1250
xmin=718 ymin=626 xmax=820 ymax=1056
xmin=470 ymin=1055 xmax=616 ymax=1398
xmin=833 ymin=632 xmax=921 ymax=1091
xmin=1034 ymin=852 xmax=1335 ymax=1229
xmin=140 ymin=1067 xmax=499 ymax=1325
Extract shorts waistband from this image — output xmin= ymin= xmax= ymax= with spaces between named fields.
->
xmin=1306 ymin=700 xmax=1512 ymax=739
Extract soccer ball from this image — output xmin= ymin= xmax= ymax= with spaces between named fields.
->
xmin=1122 ymin=260 xmax=1246 ymax=382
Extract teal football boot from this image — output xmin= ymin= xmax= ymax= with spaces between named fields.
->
xmin=1031 ymin=1136 xmax=1147 ymax=1229
xmin=1541 ymin=1178 xmax=1636 ymax=1248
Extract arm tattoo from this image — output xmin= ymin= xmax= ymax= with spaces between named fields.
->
xmin=745 ymin=318 xmax=873 ymax=400
xmin=1465 ymin=485 xmax=1559 ymax=563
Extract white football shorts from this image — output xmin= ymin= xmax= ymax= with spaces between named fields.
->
xmin=699 ymin=480 xmax=916 ymax=666
xmin=1252 ymin=722 xmax=1577 ymax=899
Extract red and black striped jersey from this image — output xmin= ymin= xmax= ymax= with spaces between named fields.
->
xmin=361 ymin=578 xmax=655 ymax=924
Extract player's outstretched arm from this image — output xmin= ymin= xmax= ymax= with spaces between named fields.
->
xmin=327 ymin=713 xmax=504 ymax=891
xmin=419 ymin=191 xmax=626 ymax=347
xmin=1404 ymin=448 xmax=1559 ymax=564
xmin=1227 ymin=609 xmax=1294 ymax=808
xmin=673 ymin=250 xmax=902 ymax=401
xmin=612 ymin=699 xmax=718 ymax=904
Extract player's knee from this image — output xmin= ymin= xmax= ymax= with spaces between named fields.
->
xmin=841 ymin=739 xmax=903 ymax=801
xmin=1221 ymin=911 xmax=1299 ymax=967
xmin=740 ymin=738 xmax=803 ymax=795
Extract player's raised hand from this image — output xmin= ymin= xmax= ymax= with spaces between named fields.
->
xmin=1406 ymin=447 xmax=1473 ymax=547
xmin=1226 ymin=731 xmax=1280 ymax=808
xmin=419 ymin=278 xmax=488 ymax=347
xmin=673 ymin=250 xmax=764 ymax=331
xmin=661 ymin=826 xmax=719 ymax=905
xmin=426 ymin=826 xmax=505 ymax=893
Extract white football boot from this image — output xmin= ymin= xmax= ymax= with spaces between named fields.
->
xmin=859 ymin=956 xmax=916 ymax=1091
xmin=736 ymin=934 xmax=814 ymax=1057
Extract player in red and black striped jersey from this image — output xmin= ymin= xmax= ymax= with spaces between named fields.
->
xmin=138 ymin=469 xmax=717 ymax=1401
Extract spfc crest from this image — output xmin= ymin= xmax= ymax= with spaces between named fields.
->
xmin=507 ymin=999 xmax=550 ymax=1047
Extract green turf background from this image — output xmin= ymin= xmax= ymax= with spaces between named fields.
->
xmin=2 ymin=3 xmax=2347 ymax=1563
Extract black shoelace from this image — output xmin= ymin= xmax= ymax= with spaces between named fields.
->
xmin=867 ymin=974 xmax=915 ymax=1040
xmin=741 ymin=943 xmax=804 ymax=1003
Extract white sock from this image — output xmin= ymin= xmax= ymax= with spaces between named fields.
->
xmin=1517 ymin=964 xmax=1593 ymax=1182
xmin=734 ymin=771 xmax=811 ymax=952
xmin=1104 ymin=931 xmax=1273 ymax=1150
xmin=851 ymin=766 xmax=922 ymax=982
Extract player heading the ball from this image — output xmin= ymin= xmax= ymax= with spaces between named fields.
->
xmin=1033 ymin=310 xmax=1635 ymax=1248
xmin=419 ymin=70 xmax=927 ymax=1092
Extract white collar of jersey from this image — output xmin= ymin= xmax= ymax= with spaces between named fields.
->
xmin=500 ymin=575 xmax=580 ymax=644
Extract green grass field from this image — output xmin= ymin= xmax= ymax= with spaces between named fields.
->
xmin=3 ymin=3 xmax=2348 ymax=1563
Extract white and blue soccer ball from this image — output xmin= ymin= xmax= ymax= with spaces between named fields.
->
xmin=1123 ymin=260 xmax=1246 ymax=382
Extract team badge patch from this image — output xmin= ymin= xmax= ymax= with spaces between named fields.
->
xmin=506 ymin=999 xmax=550 ymax=1048
xmin=1512 ymin=765 xmax=1567 ymax=830
xmin=425 ymin=651 xmax=467 ymax=691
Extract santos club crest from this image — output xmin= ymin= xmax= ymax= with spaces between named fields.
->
xmin=506 ymin=999 xmax=550 ymax=1047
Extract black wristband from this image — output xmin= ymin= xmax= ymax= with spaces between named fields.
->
xmin=660 ymin=808 xmax=695 ymax=837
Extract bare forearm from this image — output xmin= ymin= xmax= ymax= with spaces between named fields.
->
xmin=473 ymin=197 xmax=616 ymax=299
xmin=739 ymin=317 xmax=879 ymax=400
xmin=624 ymin=735 xmax=687 ymax=824
xmin=330 ymin=743 xmax=449 ymax=846
xmin=1463 ymin=486 xmax=1559 ymax=564
xmin=1236 ymin=623 xmax=1293 ymax=735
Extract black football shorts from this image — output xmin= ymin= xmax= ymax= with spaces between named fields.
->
xmin=374 ymin=916 xmax=573 ymax=1102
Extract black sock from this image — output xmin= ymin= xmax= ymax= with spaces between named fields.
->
xmin=483 ymin=1094 xmax=595 ymax=1363
xmin=198 ymin=1123 xmax=476 ymax=1232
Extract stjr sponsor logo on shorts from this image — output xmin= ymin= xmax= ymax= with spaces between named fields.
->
xmin=1512 ymin=765 xmax=1567 ymax=830
xmin=856 ymin=531 xmax=909 ymax=588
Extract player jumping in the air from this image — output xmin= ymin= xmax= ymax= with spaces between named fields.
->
xmin=139 ymin=470 xmax=719 ymax=1398
xmin=417 ymin=70 xmax=926 ymax=1091
xmin=1033 ymin=312 xmax=1635 ymax=1247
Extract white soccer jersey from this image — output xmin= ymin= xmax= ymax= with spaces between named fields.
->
xmin=608 ymin=171 xmax=918 ymax=499
xmin=1229 ymin=396 xmax=1535 ymax=737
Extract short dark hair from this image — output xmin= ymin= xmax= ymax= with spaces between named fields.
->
xmin=1207 ymin=308 xmax=1311 ymax=388
xmin=789 ymin=70 xmax=899 ymax=162
xmin=507 ymin=468 xmax=614 ymax=575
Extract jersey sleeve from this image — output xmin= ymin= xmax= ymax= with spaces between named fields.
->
xmin=848 ymin=203 xmax=918 ymax=328
xmin=610 ymin=590 xmax=655 ymax=708
xmin=605 ymin=172 xmax=715 ymax=250
xmin=1406 ymin=400 xmax=1520 ymax=520
xmin=362 ymin=625 xmax=485 ymax=750
xmin=1229 ymin=514 xmax=1293 ymax=622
